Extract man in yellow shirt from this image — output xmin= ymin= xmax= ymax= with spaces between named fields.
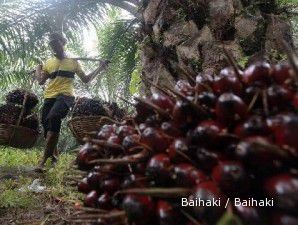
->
xmin=35 ymin=33 xmax=109 ymax=168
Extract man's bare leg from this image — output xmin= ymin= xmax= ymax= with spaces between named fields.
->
xmin=52 ymin=148 xmax=59 ymax=165
xmin=38 ymin=131 xmax=59 ymax=168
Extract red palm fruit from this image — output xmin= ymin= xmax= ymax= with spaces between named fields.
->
xmin=161 ymin=122 xmax=182 ymax=137
xmin=189 ymin=181 xmax=227 ymax=224
xmin=78 ymin=177 xmax=91 ymax=194
xmin=233 ymin=205 xmax=262 ymax=225
xmin=151 ymin=93 xmax=175 ymax=112
xmin=196 ymin=73 xmax=214 ymax=93
xmin=175 ymin=80 xmax=194 ymax=96
xmin=77 ymin=143 xmax=99 ymax=171
xmin=156 ymin=200 xmax=184 ymax=225
xmin=122 ymin=134 xmax=140 ymax=150
xmin=236 ymin=136 xmax=285 ymax=173
xmin=167 ymin=138 xmax=189 ymax=162
xmin=87 ymin=171 xmax=103 ymax=190
xmin=121 ymin=174 xmax=148 ymax=189
xmin=213 ymin=68 xmax=242 ymax=95
xmin=100 ymin=178 xmax=121 ymax=194
xmin=266 ymin=114 xmax=286 ymax=134
xmin=266 ymin=85 xmax=293 ymax=110
xmin=242 ymin=62 xmax=272 ymax=86
xmin=189 ymin=120 xmax=223 ymax=148
xmin=100 ymin=164 xmax=116 ymax=173
xmin=117 ymin=125 xmax=136 ymax=139
xmin=84 ymin=190 xmax=99 ymax=208
xmin=172 ymin=100 xmax=200 ymax=130
xmin=139 ymin=123 xmax=148 ymax=132
xmin=293 ymin=94 xmax=298 ymax=108
xmin=272 ymin=64 xmax=293 ymax=84
xmin=197 ymin=92 xmax=217 ymax=108
xmin=114 ymin=164 xmax=130 ymax=174
xmin=141 ymin=127 xmax=171 ymax=152
xmin=196 ymin=148 xmax=220 ymax=171
xmin=145 ymin=114 xmax=161 ymax=127
xmin=243 ymin=86 xmax=262 ymax=108
xmin=216 ymin=93 xmax=248 ymax=126
xmin=234 ymin=116 xmax=269 ymax=138
xmin=97 ymin=192 xmax=113 ymax=210
xmin=122 ymin=194 xmax=155 ymax=225
xmin=107 ymin=135 xmax=121 ymax=145
xmin=77 ymin=142 xmax=92 ymax=157
xmin=263 ymin=173 xmax=298 ymax=213
xmin=132 ymin=163 xmax=146 ymax=174
xmin=134 ymin=100 xmax=155 ymax=122
xmin=212 ymin=161 xmax=248 ymax=195
xmin=146 ymin=154 xmax=173 ymax=186
xmin=97 ymin=124 xmax=116 ymax=140
xmin=270 ymin=212 xmax=298 ymax=225
xmin=172 ymin=163 xmax=207 ymax=187
xmin=273 ymin=114 xmax=298 ymax=152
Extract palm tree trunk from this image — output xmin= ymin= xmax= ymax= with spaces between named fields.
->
xmin=139 ymin=0 xmax=294 ymax=93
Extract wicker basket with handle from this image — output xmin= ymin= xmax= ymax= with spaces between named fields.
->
xmin=68 ymin=116 xmax=115 ymax=144
xmin=0 ymin=91 xmax=40 ymax=149
xmin=68 ymin=96 xmax=116 ymax=144
xmin=0 ymin=124 xmax=39 ymax=149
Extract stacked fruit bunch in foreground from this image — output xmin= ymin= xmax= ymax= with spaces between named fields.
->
xmin=72 ymin=97 xmax=125 ymax=120
xmin=75 ymin=61 xmax=298 ymax=225
xmin=0 ymin=89 xmax=39 ymax=130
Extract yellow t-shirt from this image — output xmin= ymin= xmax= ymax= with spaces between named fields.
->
xmin=43 ymin=57 xmax=84 ymax=99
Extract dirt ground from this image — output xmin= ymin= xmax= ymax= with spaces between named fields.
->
xmin=0 ymin=163 xmax=84 ymax=225
xmin=0 ymin=197 xmax=75 ymax=225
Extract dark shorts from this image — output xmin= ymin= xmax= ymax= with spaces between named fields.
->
xmin=41 ymin=95 xmax=75 ymax=137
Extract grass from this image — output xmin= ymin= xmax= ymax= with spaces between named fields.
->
xmin=0 ymin=148 xmax=41 ymax=167
xmin=0 ymin=147 xmax=84 ymax=223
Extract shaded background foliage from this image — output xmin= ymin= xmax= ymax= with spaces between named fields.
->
xmin=0 ymin=1 xmax=140 ymax=150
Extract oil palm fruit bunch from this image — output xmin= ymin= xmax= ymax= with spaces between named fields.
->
xmin=0 ymin=103 xmax=25 ymax=125
xmin=0 ymin=104 xmax=38 ymax=130
xmin=74 ymin=60 xmax=298 ymax=225
xmin=72 ymin=97 xmax=109 ymax=117
xmin=21 ymin=114 xmax=39 ymax=130
xmin=6 ymin=89 xmax=39 ymax=110
xmin=108 ymin=102 xmax=126 ymax=120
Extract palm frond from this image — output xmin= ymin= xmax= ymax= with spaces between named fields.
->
xmin=93 ymin=8 xmax=139 ymax=102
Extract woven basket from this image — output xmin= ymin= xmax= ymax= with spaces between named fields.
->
xmin=0 ymin=124 xmax=39 ymax=149
xmin=68 ymin=116 xmax=110 ymax=144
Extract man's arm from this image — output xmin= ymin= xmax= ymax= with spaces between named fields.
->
xmin=35 ymin=64 xmax=49 ymax=85
xmin=76 ymin=60 xmax=109 ymax=83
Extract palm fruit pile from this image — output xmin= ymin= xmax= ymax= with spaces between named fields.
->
xmin=72 ymin=97 xmax=126 ymax=119
xmin=108 ymin=102 xmax=126 ymax=120
xmin=21 ymin=114 xmax=39 ymax=130
xmin=72 ymin=97 xmax=110 ymax=117
xmin=6 ymin=89 xmax=39 ymax=110
xmin=0 ymin=89 xmax=39 ymax=130
xmin=0 ymin=103 xmax=24 ymax=125
xmin=74 ymin=61 xmax=298 ymax=225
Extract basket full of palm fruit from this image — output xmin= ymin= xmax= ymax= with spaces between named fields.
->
xmin=68 ymin=97 xmax=126 ymax=144
xmin=70 ymin=59 xmax=298 ymax=225
xmin=0 ymin=89 xmax=40 ymax=149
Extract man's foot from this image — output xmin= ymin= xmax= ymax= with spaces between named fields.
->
xmin=51 ymin=156 xmax=58 ymax=166
xmin=39 ymin=131 xmax=59 ymax=170
xmin=34 ymin=158 xmax=48 ymax=172
xmin=33 ymin=166 xmax=46 ymax=173
xmin=53 ymin=148 xmax=59 ymax=158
